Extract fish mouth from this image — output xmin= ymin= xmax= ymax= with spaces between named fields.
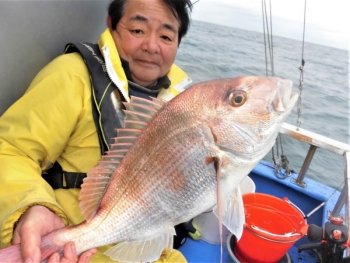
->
xmin=273 ymin=79 xmax=299 ymax=112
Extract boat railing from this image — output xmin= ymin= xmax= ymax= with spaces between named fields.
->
xmin=280 ymin=122 xmax=350 ymax=256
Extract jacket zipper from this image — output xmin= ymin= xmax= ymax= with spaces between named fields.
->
xmin=101 ymin=46 xmax=130 ymax=102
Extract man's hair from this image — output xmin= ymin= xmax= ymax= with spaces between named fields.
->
xmin=108 ymin=0 xmax=193 ymax=44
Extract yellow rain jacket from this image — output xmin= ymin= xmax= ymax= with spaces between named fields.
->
xmin=0 ymin=28 xmax=191 ymax=262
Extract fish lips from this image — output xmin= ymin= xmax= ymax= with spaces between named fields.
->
xmin=273 ymin=79 xmax=299 ymax=113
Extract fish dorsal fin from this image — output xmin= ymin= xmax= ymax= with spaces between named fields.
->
xmin=78 ymin=167 xmax=112 ymax=221
xmin=124 ymin=96 xmax=166 ymax=112
xmin=104 ymin=228 xmax=175 ymax=263
xmin=79 ymin=96 xmax=166 ymax=221
xmin=115 ymin=128 xmax=141 ymax=137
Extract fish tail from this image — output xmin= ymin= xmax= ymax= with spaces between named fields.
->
xmin=0 ymin=244 xmax=23 ymax=263
xmin=0 ymin=232 xmax=63 ymax=263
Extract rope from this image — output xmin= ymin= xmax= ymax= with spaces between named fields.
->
xmin=261 ymin=0 xmax=293 ymax=179
xmin=262 ymin=1 xmax=269 ymax=76
xmin=269 ymin=0 xmax=275 ymax=75
xmin=262 ymin=0 xmax=274 ymax=76
xmin=297 ymin=0 xmax=307 ymax=130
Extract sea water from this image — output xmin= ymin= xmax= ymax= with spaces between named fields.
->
xmin=176 ymin=20 xmax=350 ymax=189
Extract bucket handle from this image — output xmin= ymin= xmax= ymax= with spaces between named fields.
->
xmin=283 ymin=198 xmax=306 ymax=220
xmin=250 ymin=225 xmax=302 ymax=238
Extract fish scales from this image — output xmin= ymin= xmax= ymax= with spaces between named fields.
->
xmin=65 ymin=85 xmax=221 ymax=254
xmin=0 ymin=76 xmax=298 ymax=263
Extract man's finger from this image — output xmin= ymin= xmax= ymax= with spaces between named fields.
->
xmin=77 ymin=251 xmax=95 ymax=263
xmin=20 ymin=225 xmax=42 ymax=263
xmin=47 ymin=252 xmax=60 ymax=263
xmin=60 ymin=242 xmax=78 ymax=263
xmin=12 ymin=227 xmax=21 ymax=245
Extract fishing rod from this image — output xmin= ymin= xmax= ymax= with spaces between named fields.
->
xmin=299 ymin=217 xmax=350 ymax=263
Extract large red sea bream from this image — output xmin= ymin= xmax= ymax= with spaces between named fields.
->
xmin=0 ymin=76 xmax=298 ymax=263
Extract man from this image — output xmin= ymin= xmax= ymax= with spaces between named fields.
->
xmin=0 ymin=0 xmax=193 ymax=262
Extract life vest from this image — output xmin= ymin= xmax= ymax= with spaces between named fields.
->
xmin=43 ymin=42 xmax=125 ymax=189
xmin=65 ymin=42 xmax=124 ymax=154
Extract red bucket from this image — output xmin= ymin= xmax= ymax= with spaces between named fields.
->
xmin=234 ymin=193 xmax=308 ymax=263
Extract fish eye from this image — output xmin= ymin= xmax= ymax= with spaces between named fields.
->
xmin=229 ymin=90 xmax=247 ymax=107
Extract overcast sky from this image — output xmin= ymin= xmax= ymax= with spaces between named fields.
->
xmin=191 ymin=0 xmax=350 ymax=51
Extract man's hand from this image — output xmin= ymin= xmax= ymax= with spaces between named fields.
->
xmin=13 ymin=205 xmax=97 ymax=263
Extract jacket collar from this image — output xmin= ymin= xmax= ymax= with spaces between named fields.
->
xmin=98 ymin=28 xmax=130 ymax=101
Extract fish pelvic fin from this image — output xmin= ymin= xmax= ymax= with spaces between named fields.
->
xmin=79 ymin=96 xmax=166 ymax=221
xmin=104 ymin=228 xmax=175 ymax=263
xmin=213 ymin=186 xmax=245 ymax=240
xmin=209 ymin=152 xmax=245 ymax=241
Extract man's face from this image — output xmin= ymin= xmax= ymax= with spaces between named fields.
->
xmin=110 ymin=0 xmax=180 ymax=87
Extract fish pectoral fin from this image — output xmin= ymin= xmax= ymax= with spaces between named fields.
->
xmin=213 ymin=186 xmax=245 ymax=240
xmin=104 ymin=228 xmax=175 ymax=263
xmin=205 ymin=153 xmax=230 ymax=178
